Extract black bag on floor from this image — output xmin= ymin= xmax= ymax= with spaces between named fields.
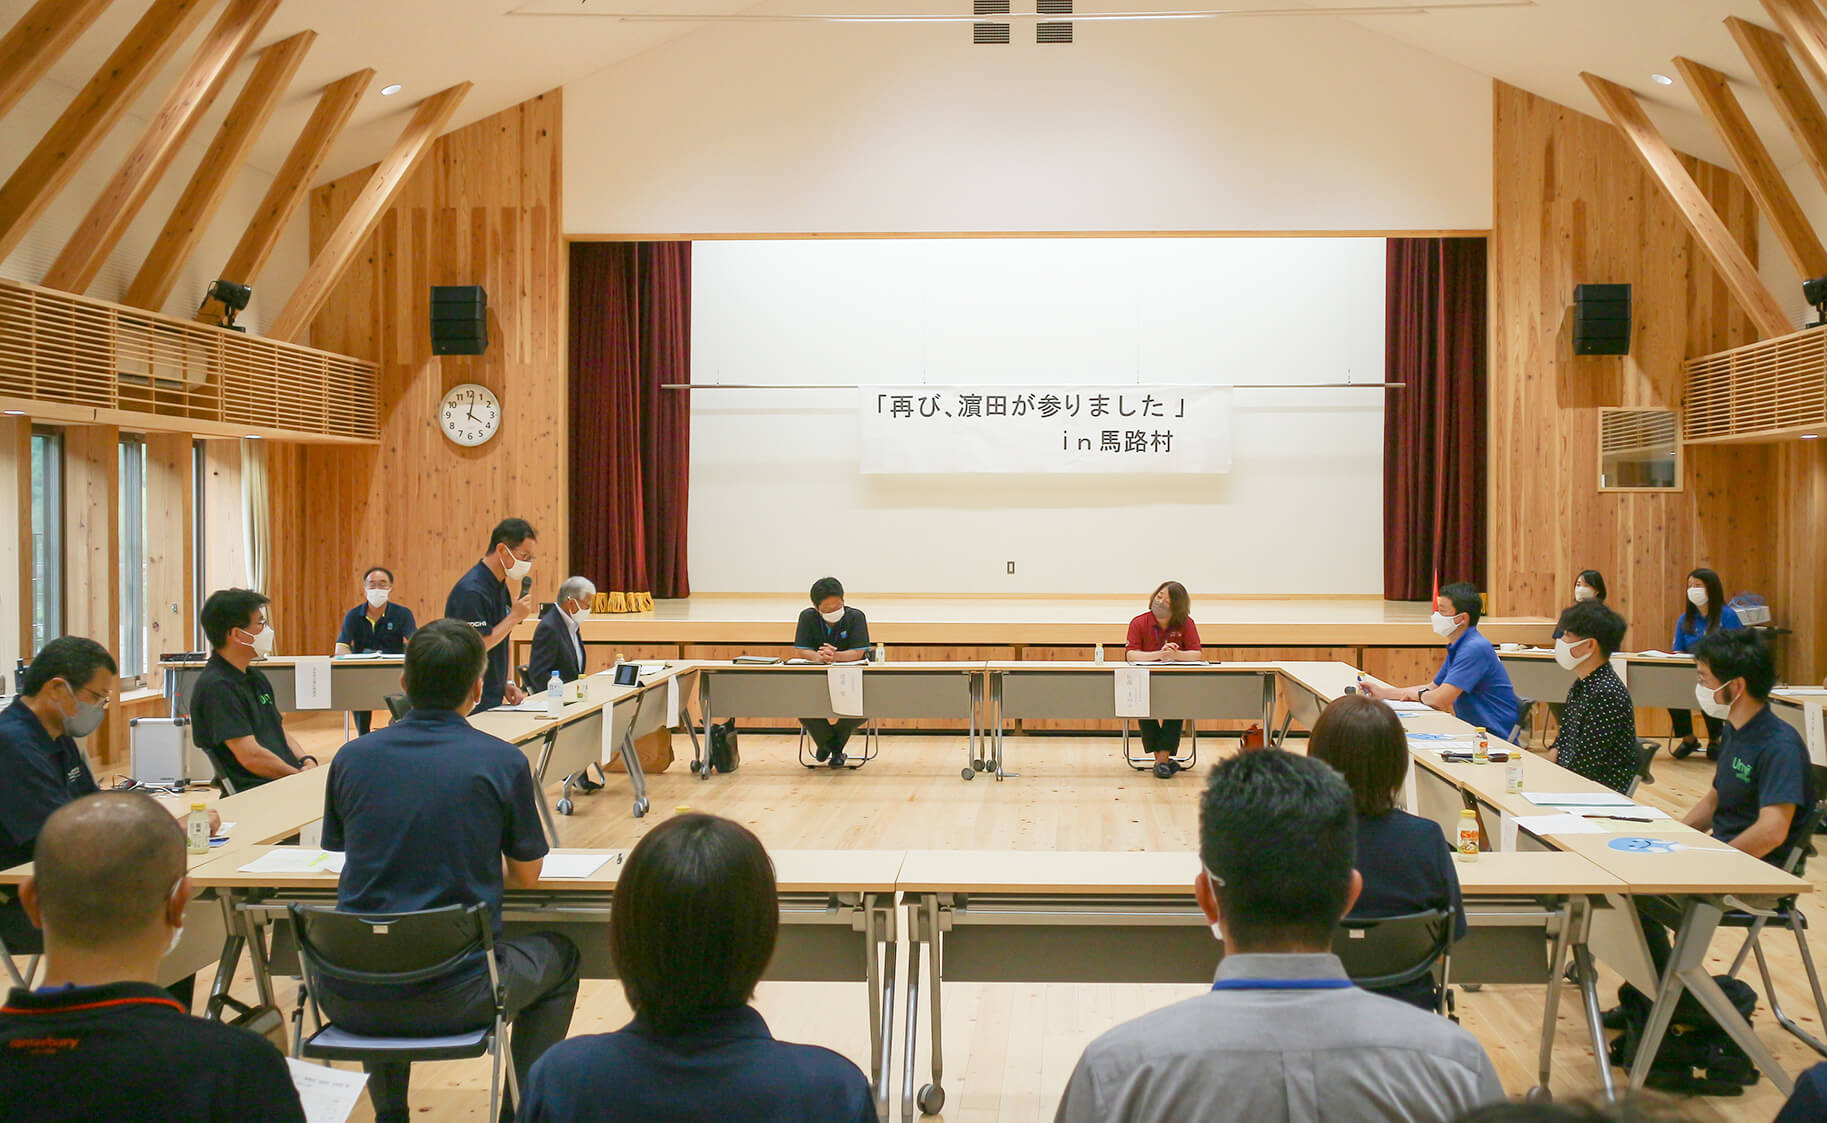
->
xmin=709 ymin=719 xmax=740 ymax=774
xmin=1607 ymin=976 xmax=1761 ymax=1096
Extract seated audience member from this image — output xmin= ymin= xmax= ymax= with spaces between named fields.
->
xmin=1364 ymin=581 xmax=1520 ymax=739
xmin=793 ymin=577 xmax=871 ymax=767
xmin=0 ymin=637 xmax=113 ymax=955
xmin=318 ymin=620 xmax=578 ymax=1123
xmin=190 ymin=589 xmax=314 ymax=791
xmin=1125 ymin=581 xmax=1203 ymax=779
xmin=518 ymin=813 xmax=875 ymax=1122
xmin=1054 ymin=750 xmax=1501 ymax=1123
xmin=1548 ymin=601 xmax=1638 ymax=793
xmin=335 ymin=565 xmax=416 ymax=734
xmin=1777 ymin=1062 xmax=1827 ymax=1122
xmin=0 ymin=793 xmax=303 ymax=1122
xmin=1632 ymin=629 xmax=1814 ymax=977
xmin=1307 ymin=694 xmax=1465 ymax=1010
xmin=527 ymin=576 xmax=596 ymax=687
xmin=1547 ymin=569 xmax=1606 ymax=726
xmin=1669 ymin=567 xmax=1742 ymax=761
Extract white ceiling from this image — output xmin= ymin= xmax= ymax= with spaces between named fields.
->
xmin=2 ymin=0 xmax=1823 ymax=189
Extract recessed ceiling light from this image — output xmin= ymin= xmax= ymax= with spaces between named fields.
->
xmin=1805 ymin=433 xmax=1820 ymax=440
xmin=1651 ymin=73 xmax=1674 ymax=85
xmin=381 ymin=83 xmax=403 ymax=96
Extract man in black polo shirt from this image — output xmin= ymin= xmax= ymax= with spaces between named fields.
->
xmin=445 ymin=517 xmax=538 ymax=712
xmin=318 ymin=619 xmax=578 ymax=1123
xmin=793 ymin=576 xmax=872 ymax=767
xmin=0 ymin=793 xmax=304 ymax=1121
xmin=189 ymin=589 xmax=315 ymax=792
xmin=0 ymin=636 xmax=113 ymax=956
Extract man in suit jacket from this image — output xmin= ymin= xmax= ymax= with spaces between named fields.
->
xmin=527 ymin=576 xmax=596 ymax=690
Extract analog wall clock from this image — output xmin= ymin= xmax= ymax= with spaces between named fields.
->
xmin=440 ymin=383 xmax=500 ymax=446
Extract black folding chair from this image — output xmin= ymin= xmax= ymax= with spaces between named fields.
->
xmin=288 ymin=903 xmax=516 ymax=1120
xmin=796 ymin=720 xmax=881 ymax=769
xmin=1332 ymin=908 xmax=1457 ymax=1018
xmin=1720 ymin=783 xmax=1827 ymax=1058
xmin=1120 ymin=721 xmax=1198 ymax=772
xmin=382 ymin=693 xmax=410 ymax=722
xmin=1625 ymin=739 xmax=1660 ymax=797
xmin=198 ymin=742 xmax=243 ymax=796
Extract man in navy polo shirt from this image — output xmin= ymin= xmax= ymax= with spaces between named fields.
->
xmin=445 ymin=518 xmax=538 ymax=712
xmin=318 ymin=619 xmax=579 ymax=1123
xmin=793 ymin=576 xmax=871 ymax=767
xmin=0 ymin=636 xmax=113 ymax=956
xmin=335 ymin=565 xmax=417 ymax=735
xmin=1364 ymin=581 xmax=1520 ymax=738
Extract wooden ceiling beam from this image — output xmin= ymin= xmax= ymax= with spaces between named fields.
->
xmin=1729 ymin=16 xmax=1827 ymax=200
xmin=125 ymin=28 xmax=315 ymax=312
xmin=0 ymin=0 xmax=216 ymax=264
xmin=207 ymin=66 xmax=372 ymax=307
xmin=41 ymin=0 xmax=283 ymax=295
xmin=1674 ymin=55 xmax=1827 ymax=280
xmin=269 ymin=82 xmax=471 ymax=342
xmin=1581 ymin=72 xmax=1793 ymax=339
xmin=1760 ymin=0 xmax=1827 ymax=94
xmin=0 ymin=0 xmax=117 ymax=121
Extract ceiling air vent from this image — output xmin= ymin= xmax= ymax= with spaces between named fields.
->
xmin=973 ymin=0 xmax=1010 ymax=43
xmin=1037 ymin=0 xmax=1072 ymax=43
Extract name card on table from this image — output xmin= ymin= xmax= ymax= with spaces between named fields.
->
xmin=1807 ymin=704 xmax=1825 ymax=768
xmin=1114 ymin=665 xmax=1150 ymax=718
xmin=829 ymin=664 xmax=865 ymax=717
xmin=294 ymin=656 xmax=333 ymax=710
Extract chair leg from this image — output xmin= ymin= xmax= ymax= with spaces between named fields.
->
xmin=1767 ymin=914 xmax=1827 ymax=1058
xmin=1727 ymin=916 xmax=1769 ymax=978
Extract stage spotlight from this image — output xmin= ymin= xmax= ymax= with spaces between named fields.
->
xmin=1805 ymin=276 xmax=1827 ymax=329
xmin=196 ymin=279 xmax=253 ymax=331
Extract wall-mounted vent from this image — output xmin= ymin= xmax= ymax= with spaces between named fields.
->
xmin=973 ymin=0 xmax=1010 ymax=43
xmin=1037 ymin=0 xmax=1072 ymax=43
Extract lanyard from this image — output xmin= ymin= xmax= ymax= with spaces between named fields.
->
xmin=1211 ymin=978 xmax=1354 ymax=991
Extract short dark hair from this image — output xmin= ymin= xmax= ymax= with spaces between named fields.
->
xmin=200 ymin=588 xmax=269 ymax=650
xmin=21 ymin=636 xmax=117 ymax=696
xmin=809 ymin=577 xmax=844 ymax=604
xmin=362 ymin=566 xmax=394 ymax=584
xmin=1308 ymin=695 xmax=1408 ymax=818
xmin=404 ymin=620 xmax=487 ymax=710
xmin=1693 ymin=628 xmax=1776 ymax=702
xmin=610 ymin=814 xmax=778 ymax=1036
xmin=1440 ymin=582 xmax=1482 ymax=627
xmin=1200 ymin=749 xmax=1356 ymax=950
xmin=33 ymin=793 xmax=184 ymax=948
xmin=1574 ymin=570 xmax=1607 ymax=601
xmin=488 ymin=518 xmax=536 ymax=552
xmin=1558 ymin=601 xmax=1627 ymax=658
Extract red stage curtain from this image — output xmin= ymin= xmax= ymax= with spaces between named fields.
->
xmin=569 ymin=241 xmax=692 ymax=601
xmin=1383 ymin=237 xmax=1487 ymax=601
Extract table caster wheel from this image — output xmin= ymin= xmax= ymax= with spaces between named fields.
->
xmin=633 ymin=798 xmax=649 ymax=818
xmin=555 ymin=798 xmax=574 ymax=816
xmin=961 ymin=767 xmax=974 ymax=781
xmin=972 ymin=758 xmax=985 ymax=771
xmin=1524 ymin=1087 xmax=1552 ymax=1104
xmin=917 ymin=1084 xmax=945 ymax=1115
xmin=688 ymin=759 xmax=702 ymax=775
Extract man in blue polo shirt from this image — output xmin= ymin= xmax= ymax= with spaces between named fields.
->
xmin=318 ymin=619 xmax=578 ymax=1123
xmin=445 ymin=518 xmax=538 ymax=712
xmin=1365 ymin=581 xmax=1519 ymax=737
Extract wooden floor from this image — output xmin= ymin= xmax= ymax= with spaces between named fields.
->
xmin=204 ymin=716 xmax=1819 ymax=1120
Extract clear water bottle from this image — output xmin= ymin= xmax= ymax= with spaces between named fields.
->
xmin=547 ymin=670 xmax=564 ymax=716
xmin=875 ymin=642 xmax=886 ymax=664
xmin=1094 ymin=643 xmax=1105 ymax=665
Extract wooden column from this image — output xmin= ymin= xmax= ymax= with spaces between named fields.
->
xmin=0 ymin=417 xmax=29 ymax=673
xmin=0 ymin=0 xmax=116 ymax=122
xmin=60 ymin=425 xmax=122 ymax=760
xmin=144 ymin=433 xmax=195 ymax=686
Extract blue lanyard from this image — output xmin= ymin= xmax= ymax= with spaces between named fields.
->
xmin=1211 ymin=978 xmax=1354 ymax=991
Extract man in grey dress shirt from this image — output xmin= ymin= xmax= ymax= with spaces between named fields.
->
xmin=1055 ymin=750 xmax=1503 ymax=1123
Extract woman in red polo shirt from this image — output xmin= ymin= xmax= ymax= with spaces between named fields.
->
xmin=1126 ymin=581 xmax=1203 ymax=779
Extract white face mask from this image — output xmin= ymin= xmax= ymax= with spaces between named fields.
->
xmin=499 ymin=546 xmax=532 ymax=582
xmin=1573 ymin=585 xmax=1596 ymax=603
xmin=570 ymin=601 xmax=592 ymax=624
xmin=56 ymin=679 xmax=107 ymax=739
xmin=241 ymin=624 xmax=276 ymax=658
xmin=819 ymin=607 xmax=845 ymax=625
xmin=1553 ymin=636 xmax=1590 ymax=671
xmin=1696 ymin=681 xmax=1735 ymax=719
xmin=1430 ymin=611 xmax=1460 ymax=638
xmin=365 ymin=588 xmax=390 ymax=609
xmin=1687 ymin=586 xmax=1709 ymax=608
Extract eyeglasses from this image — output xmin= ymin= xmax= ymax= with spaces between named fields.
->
xmin=64 ymin=681 xmax=111 ymax=708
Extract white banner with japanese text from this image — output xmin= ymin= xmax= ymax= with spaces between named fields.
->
xmin=859 ymin=386 xmax=1233 ymax=475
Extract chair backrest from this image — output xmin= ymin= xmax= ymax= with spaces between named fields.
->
xmin=289 ymin=903 xmax=492 ymax=988
xmin=1332 ymin=908 xmax=1454 ymax=992
xmin=383 ymin=693 xmax=410 ymax=721
xmin=197 ymin=742 xmax=242 ymax=796
xmin=517 ymin=664 xmax=532 ymax=691
xmin=1636 ymin=740 xmax=1660 ymax=784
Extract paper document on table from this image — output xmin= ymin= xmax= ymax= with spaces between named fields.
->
xmin=287 ymin=1057 xmax=367 ymax=1123
xmin=1630 ymin=650 xmax=1688 ymax=659
xmin=1609 ymin=654 xmax=1630 ymax=688
xmin=508 ymin=696 xmax=563 ymax=714
xmin=238 ymin=848 xmax=345 ymax=875
xmin=1524 ymin=790 xmax=1637 ymax=808
xmin=1385 ymin=701 xmax=1433 ymax=713
xmin=1576 ymin=804 xmax=1669 ymax=820
xmin=1806 ymin=704 xmax=1826 ymax=768
xmin=334 ymin=651 xmax=386 ymax=661
xmin=1113 ymin=666 xmax=1150 ymax=718
xmin=540 ymin=852 xmax=620 ymax=879
xmin=293 ymin=656 xmax=333 ymax=710
xmin=828 ymin=663 xmax=865 ymax=717
xmin=1513 ymin=814 xmax=1607 ymax=836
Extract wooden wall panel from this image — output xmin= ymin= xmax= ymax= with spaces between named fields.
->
xmin=0 ymin=417 xmax=27 ymax=671
xmin=267 ymin=91 xmax=565 ymax=656
xmin=60 ymin=424 xmax=122 ymax=759
xmin=144 ymin=433 xmax=193 ymax=679
xmin=1489 ymin=82 xmax=1790 ymax=674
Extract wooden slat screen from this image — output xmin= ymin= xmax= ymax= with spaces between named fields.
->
xmin=1683 ymin=325 xmax=1827 ymax=443
xmin=0 ymin=278 xmax=376 ymax=442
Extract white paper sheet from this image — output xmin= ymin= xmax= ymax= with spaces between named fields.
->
xmin=1807 ymin=703 xmax=1826 ymax=769
xmin=828 ymin=663 xmax=865 ymax=717
xmin=286 ymin=1058 xmax=368 ymax=1123
xmin=1523 ymin=790 xmax=1637 ymax=807
xmin=540 ymin=852 xmax=620 ymax=879
xmin=600 ymin=704 xmax=620 ymax=766
xmin=1512 ymin=814 xmax=1608 ymax=836
xmin=333 ymin=651 xmax=386 ymax=661
xmin=1499 ymin=811 xmax=1518 ymax=852
xmin=293 ymin=656 xmax=333 ymax=710
xmin=1386 ymin=701 xmax=1433 ymax=713
xmin=1114 ymin=665 xmax=1150 ymax=718
xmin=665 ymin=674 xmax=680 ymax=727
xmin=237 ymin=848 xmax=345 ymax=875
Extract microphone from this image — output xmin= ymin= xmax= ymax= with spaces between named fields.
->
xmin=520 ymin=576 xmax=533 ymax=599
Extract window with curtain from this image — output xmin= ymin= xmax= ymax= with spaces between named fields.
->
xmin=119 ymin=435 xmax=147 ymax=681
xmin=29 ymin=428 xmax=63 ymax=655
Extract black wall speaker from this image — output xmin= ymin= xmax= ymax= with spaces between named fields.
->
xmin=1573 ymin=283 xmax=1630 ymax=355
xmin=430 ymin=285 xmax=487 ymax=356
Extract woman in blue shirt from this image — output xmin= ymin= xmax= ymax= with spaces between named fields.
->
xmin=1670 ymin=567 xmax=1741 ymax=761
xmin=1307 ymin=693 xmax=1465 ymax=1011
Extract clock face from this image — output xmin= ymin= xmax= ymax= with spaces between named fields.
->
xmin=440 ymin=383 xmax=500 ymax=447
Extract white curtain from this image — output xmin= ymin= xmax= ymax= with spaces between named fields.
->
xmin=240 ymin=438 xmax=269 ymax=595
